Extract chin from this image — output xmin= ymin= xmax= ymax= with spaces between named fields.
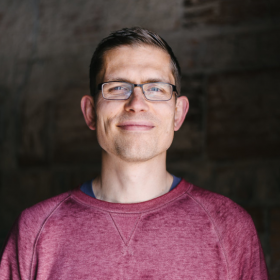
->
xmin=115 ymin=146 xmax=157 ymax=163
xmin=113 ymin=138 xmax=170 ymax=163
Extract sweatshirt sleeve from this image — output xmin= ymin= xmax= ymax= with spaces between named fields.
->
xmin=0 ymin=212 xmax=34 ymax=280
xmin=224 ymin=212 xmax=269 ymax=280
xmin=0 ymin=192 xmax=71 ymax=280
xmin=188 ymin=185 xmax=269 ymax=280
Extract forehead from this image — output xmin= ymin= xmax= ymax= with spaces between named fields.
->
xmin=97 ymin=45 xmax=175 ymax=84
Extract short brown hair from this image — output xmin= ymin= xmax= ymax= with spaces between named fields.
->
xmin=89 ymin=27 xmax=181 ymax=98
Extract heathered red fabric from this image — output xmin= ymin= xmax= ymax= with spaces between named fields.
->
xmin=0 ymin=179 xmax=269 ymax=280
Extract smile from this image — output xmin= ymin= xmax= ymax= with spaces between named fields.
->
xmin=117 ymin=122 xmax=155 ymax=131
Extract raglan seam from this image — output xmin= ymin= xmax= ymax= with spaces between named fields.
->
xmin=186 ymin=189 xmax=230 ymax=280
xmin=28 ymin=193 xmax=72 ymax=280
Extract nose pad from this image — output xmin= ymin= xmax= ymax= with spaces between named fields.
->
xmin=129 ymin=85 xmax=145 ymax=100
xmin=125 ymin=85 xmax=148 ymax=111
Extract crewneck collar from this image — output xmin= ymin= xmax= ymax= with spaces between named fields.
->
xmin=72 ymin=179 xmax=192 ymax=213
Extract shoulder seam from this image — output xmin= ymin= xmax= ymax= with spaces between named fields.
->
xmin=186 ymin=188 xmax=230 ymax=280
xmin=28 ymin=193 xmax=72 ymax=280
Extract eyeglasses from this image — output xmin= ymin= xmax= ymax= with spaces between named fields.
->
xmin=97 ymin=81 xmax=177 ymax=101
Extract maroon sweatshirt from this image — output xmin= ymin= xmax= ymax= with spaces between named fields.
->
xmin=0 ymin=179 xmax=269 ymax=279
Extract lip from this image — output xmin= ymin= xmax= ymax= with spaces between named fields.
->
xmin=117 ymin=122 xmax=155 ymax=131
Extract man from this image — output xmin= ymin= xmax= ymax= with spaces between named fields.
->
xmin=0 ymin=27 xmax=268 ymax=279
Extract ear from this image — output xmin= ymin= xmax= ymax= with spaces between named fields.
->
xmin=81 ymin=95 xmax=96 ymax=130
xmin=174 ymin=96 xmax=189 ymax=131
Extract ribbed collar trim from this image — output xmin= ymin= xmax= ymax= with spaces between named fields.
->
xmin=71 ymin=179 xmax=192 ymax=213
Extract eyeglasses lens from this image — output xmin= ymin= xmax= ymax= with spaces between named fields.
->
xmin=143 ymin=83 xmax=172 ymax=101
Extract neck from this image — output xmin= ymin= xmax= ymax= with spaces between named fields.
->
xmin=92 ymin=151 xmax=173 ymax=203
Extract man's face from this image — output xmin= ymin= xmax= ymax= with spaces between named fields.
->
xmin=93 ymin=45 xmax=184 ymax=162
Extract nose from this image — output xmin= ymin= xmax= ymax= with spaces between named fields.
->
xmin=124 ymin=86 xmax=149 ymax=113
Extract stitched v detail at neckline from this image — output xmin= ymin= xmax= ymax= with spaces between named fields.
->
xmin=110 ymin=213 xmax=141 ymax=245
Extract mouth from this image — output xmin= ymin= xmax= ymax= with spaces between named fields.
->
xmin=117 ymin=122 xmax=155 ymax=131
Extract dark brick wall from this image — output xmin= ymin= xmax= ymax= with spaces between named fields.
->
xmin=0 ymin=0 xmax=279 ymax=277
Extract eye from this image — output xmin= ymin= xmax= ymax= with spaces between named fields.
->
xmin=108 ymin=85 xmax=130 ymax=93
xmin=149 ymin=87 xmax=161 ymax=92
xmin=112 ymin=86 xmax=124 ymax=91
xmin=146 ymin=85 xmax=164 ymax=92
xmin=145 ymin=83 xmax=168 ymax=94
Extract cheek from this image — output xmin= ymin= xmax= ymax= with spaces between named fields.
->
xmin=161 ymin=104 xmax=176 ymax=131
xmin=96 ymin=102 xmax=121 ymax=135
xmin=156 ymin=108 xmax=175 ymax=143
xmin=158 ymin=120 xmax=174 ymax=151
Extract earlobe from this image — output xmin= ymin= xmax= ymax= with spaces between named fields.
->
xmin=81 ymin=95 xmax=96 ymax=130
xmin=174 ymin=96 xmax=189 ymax=131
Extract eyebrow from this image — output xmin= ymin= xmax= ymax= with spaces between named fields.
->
xmin=104 ymin=77 xmax=170 ymax=84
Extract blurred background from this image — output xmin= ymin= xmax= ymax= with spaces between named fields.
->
xmin=0 ymin=0 xmax=279 ymax=277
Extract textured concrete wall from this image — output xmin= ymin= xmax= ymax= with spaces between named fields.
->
xmin=0 ymin=0 xmax=280 ymax=277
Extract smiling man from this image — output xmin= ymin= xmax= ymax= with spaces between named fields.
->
xmin=0 ymin=27 xmax=268 ymax=279
xmin=81 ymin=42 xmax=188 ymax=203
